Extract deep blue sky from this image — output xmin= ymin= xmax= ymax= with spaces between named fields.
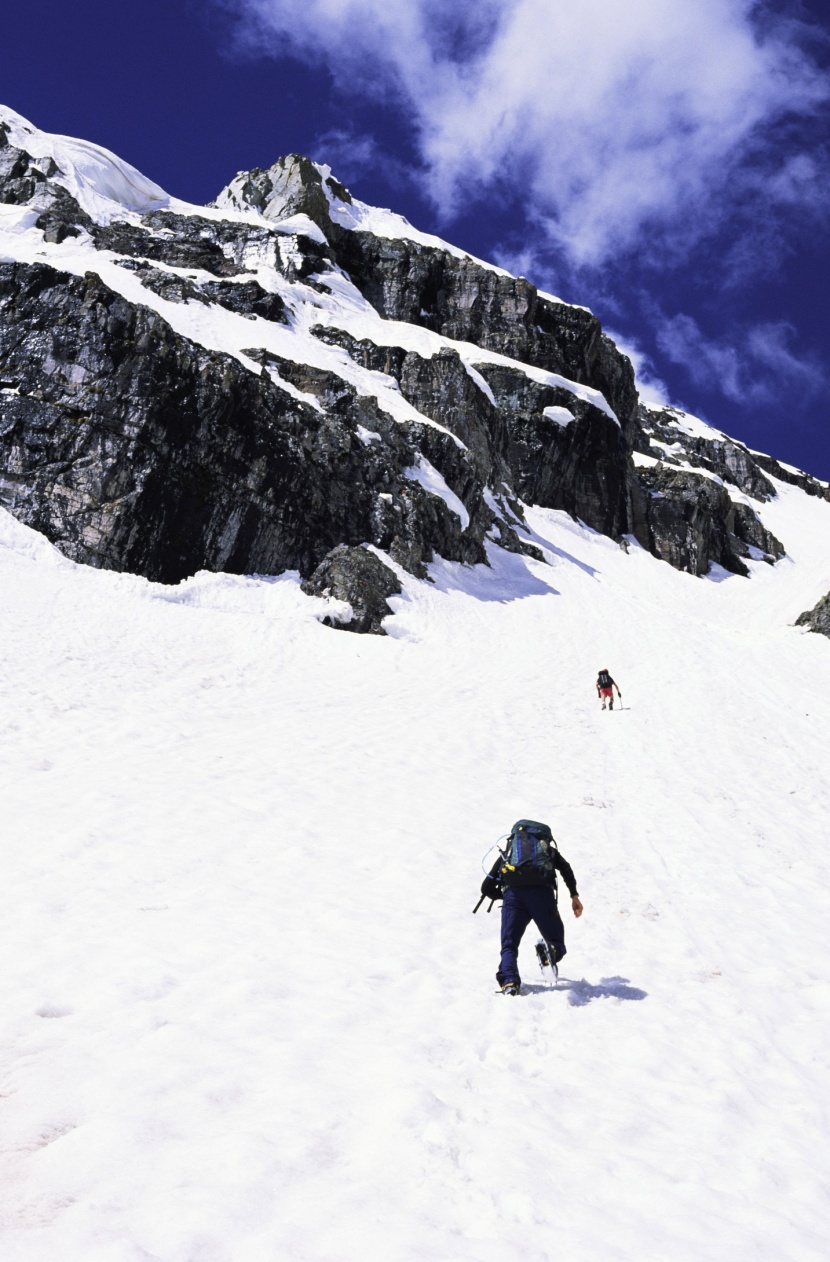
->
xmin=2 ymin=0 xmax=828 ymax=479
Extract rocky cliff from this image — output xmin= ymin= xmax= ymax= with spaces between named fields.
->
xmin=796 ymin=591 xmax=830 ymax=639
xmin=1 ymin=108 xmax=827 ymax=627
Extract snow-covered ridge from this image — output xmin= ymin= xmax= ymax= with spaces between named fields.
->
xmin=641 ymin=399 xmax=828 ymax=497
xmin=215 ymin=150 xmax=538 ymax=287
xmin=319 ymin=166 xmax=516 ymax=278
xmin=0 ymin=195 xmax=612 ymax=440
xmin=0 ymin=119 xmax=619 ymax=446
xmin=640 ymin=400 xmax=726 ymax=443
xmin=3 ymin=104 xmax=820 ymax=591
xmin=0 ymin=105 xmax=172 ymax=222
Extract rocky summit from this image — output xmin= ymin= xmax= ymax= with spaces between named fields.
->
xmin=1 ymin=107 xmax=828 ymax=631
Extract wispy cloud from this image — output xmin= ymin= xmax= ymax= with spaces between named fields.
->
xmin=606 ymin=331 xmax=672 ymax=409
xmin=656 ymin=313 xmax=826 ymax=407
xmin=216 ymin=0 xmax=829 ymax=269
xmin=309 ymin=128 xmax=391 ymax=187
xmin=213 ymin=0 xmax=829 ymax=436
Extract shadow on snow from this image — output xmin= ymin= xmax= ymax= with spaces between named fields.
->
xmin=519 ymin=519 xmax=600 ymax=579
xmin=523 ymin=976 xmax=648 ymax=1005
xmin=425 ymin=544 xmax=559 ymax=604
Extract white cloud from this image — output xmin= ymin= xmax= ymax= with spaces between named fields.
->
xmin=606 ymin=331 xmax=672 ymax=408
xmin=309 ymin=128 xmax=382 ymax=184
xmin=656 ymin=313 xmax=825 ymax=407
xmin=218 ymin=0 xmax=829 ymax=267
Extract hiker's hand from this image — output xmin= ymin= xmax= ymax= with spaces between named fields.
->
xmin=572 ymin=897 xmax=583 ymax=917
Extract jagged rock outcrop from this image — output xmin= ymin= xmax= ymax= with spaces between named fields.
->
xmin=631 ymin=465 xmax=784 ymax=576
xmin=215 ymin=156 xmax=792 ymax=574
xmin=218 ymin=154 xmax=639 ymax=541
xmin=0 ymin=121 xmax=66 ymax=210
xmin=0 ymin=112 xmax=814 ymax=627
xmin=752 ymin=454 xmax=830 ymax=502
xmin=213 ymin=153 xmax=350 ymax=229
xmin=477 ymin=363 xmax=629 ymax=539
xmin=630 ymin=403 xmax=786 ymax=574
xmin=301 ymin=544 xmax=401 ymax=634
xmin=633 ymin=404 xmax=777 ymax=500
xmin=0 ymin=263 xmax=491 ymax=582
xmin=313 ymin=327 xmax=628 ymax=538
xmin=227 ymin=159 xmax=636 ymax=426
xmin=796 ymin=592 xmax=830 ymax=638
xmin=325 ymin=228 xmax=640 ymax=434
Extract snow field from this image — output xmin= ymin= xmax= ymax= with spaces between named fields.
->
xmin=1 ymin=479 xmax=830 ymax=1261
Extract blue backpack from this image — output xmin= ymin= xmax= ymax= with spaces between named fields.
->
xmin=501 ymin=820 xmax=557 ymax=889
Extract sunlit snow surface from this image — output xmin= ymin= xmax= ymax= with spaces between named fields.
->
xmin=0 ymin=106 xmax=172 ymax=221
xmin=2 ymin=472 xmax=830 ymax=1261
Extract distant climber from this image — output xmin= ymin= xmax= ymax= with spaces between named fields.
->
xmin=596 ymin=668 xmax=621 ymax=710
xmin=479 ymin=820 xmax=583 ymax=996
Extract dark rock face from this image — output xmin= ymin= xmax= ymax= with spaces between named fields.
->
xmin=0 ymin=125 xmax=810 ymax=628
xmin=116 ymin=260 xmax=288 ymax=322
xmin=631 ymin=466 xmax=784 ymax=576
xmin=313 ymin=327 xmax=628 ymax=539
xmin=217 ymin=156 xmax=792 ymax=579
xmin=731 ymin=502 xmax=785 ymax=562
xmin=476 ymin=363 xmax=629 ymax=539
xmin=216 ymin=154 xmax=643 ymax=554
xmin=0 ymin=124 xmax=93 ymax=244
xmin=633 ymin=404 xmax=777 ymax=500
xmin=0 ymin=263 xmax=493 ymax=583
xmin=630 ymin=404 xmax=786 ymax=574
xmin=92 ymin=218 xmax=243 ymax=277
xmin=752 ymin=453 xmax=830 ymax=503
xmin=313 ymin=328 xmax=511 ymax=488
xmin=326 ymin=226 xmax=640 ymax=437
xmin=211 ymin=153 xmax=349 ymax=228
xmin=301 ymin=544 xmax=401 ymax=634
xmin=95 ymin=209 xmax=332 ymax=287
xmin=1 ymin=124 xmax=59 ymax=205
xmin=796 ymin=592 xmax=830 ymax=638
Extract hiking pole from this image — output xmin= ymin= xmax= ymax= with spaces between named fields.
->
xmin=475 ymin=840 xmax=509 ymax=915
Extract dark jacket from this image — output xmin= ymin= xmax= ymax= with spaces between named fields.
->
xmin=481 ymin=848 xmax=578 ymax=901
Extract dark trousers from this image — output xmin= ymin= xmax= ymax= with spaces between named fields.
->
xmin=497 ymin=885 xmax=566 ymax=986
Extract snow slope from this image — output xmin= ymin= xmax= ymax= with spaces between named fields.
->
xmin=0 ymin=106 xmax=172 ymax=221
xmin=2 ymin=469 xmax=830 ymax=1261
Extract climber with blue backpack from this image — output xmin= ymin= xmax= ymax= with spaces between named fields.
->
xmin=477 ymin=820 xmax=583 ymax=995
